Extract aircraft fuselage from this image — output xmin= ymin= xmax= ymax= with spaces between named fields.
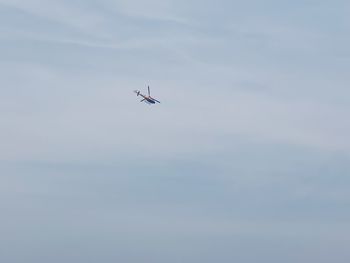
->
xmin=145 ymin=97 xmax=156 ymax=104
xmin=134 ymin=88 xmax=160 ymax=104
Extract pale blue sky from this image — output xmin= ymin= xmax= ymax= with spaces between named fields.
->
xmin=0 ymin=0 xmax=350 ymax=262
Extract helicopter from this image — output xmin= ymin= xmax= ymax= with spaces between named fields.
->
xmin=134 ymin=86 xmax=160 ymax=104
